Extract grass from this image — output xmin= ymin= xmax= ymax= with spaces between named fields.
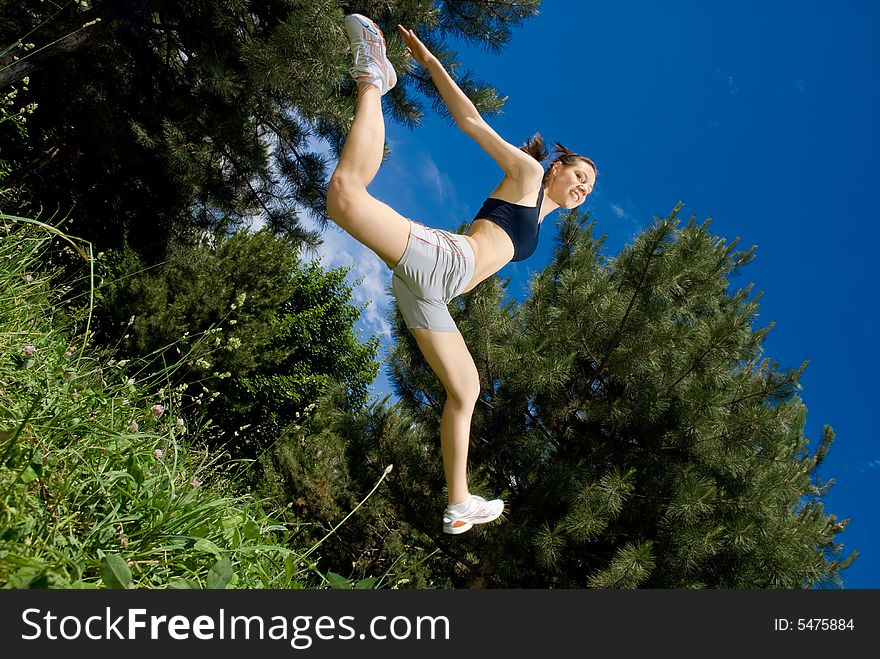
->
xmin=0 ymin=216 xmax=387 ymax=589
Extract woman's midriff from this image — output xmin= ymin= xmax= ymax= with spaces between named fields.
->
xmin=461 ymin=219 xmax=515 ymax=294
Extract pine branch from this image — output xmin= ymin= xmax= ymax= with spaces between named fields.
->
xmin=588 ymin=225 xmax=670 ymax=393
xmin=727 ymin=376 xmax=783 ymax=408
xmin=421 ymin=387 xmax=439 ymax=411
xmin=668 ymin=335 xmax=725 ymax=390
xmin=523 ymin=404 xmax=554 ymax=443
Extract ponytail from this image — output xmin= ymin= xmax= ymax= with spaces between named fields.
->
xmin=522 ymin=133 xmax=599 ymax=182
xmin=552 ymin=141 xmax=576 ymax=160
xmin=520 ymin=132 xmax=549 ymax=162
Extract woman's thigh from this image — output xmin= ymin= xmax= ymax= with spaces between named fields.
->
xmin=410 ymin=328 xmax=480 ymax=404
xmin=327 ymin=184 xmax=412 ymax=270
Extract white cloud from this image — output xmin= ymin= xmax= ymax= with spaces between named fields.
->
xmin=306 ymin=224 xmax=394 ymax=339
xmin=417 ymin=152 xmax=463 ymax=213
xmin=601 ymin=197 xmax=646 ymax=248
xmin=421 ymin=154 xmax=445 ymax=198
xmin=727 ymin=75 xmax=739 ymax=95
xmin=714 ymin=68 xmax=739 ymax=96
xmin=298 ymin=218 xmax=398 ymax=405
xmin=381 ymin=138 xmax=465 ymax=228
xmin=855 ymin=458 xmax=880 ymax=474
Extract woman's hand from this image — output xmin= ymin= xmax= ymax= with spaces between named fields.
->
xmin=397 ymin=25 xmax=437 ymax=68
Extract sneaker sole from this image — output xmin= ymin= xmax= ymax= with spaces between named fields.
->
xmin=442 ymin=514 xmax=501 ymax=535
xmin=443 ymin=504 xmax=504 ymax=534
xmin=443 ymin=520 xmax=474 ymax=535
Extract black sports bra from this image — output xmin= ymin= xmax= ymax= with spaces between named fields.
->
xmin=472 ymin=187 xmax=544 ymax=262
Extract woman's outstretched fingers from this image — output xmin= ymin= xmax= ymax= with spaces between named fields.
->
xmin=397 ymin=24 xmax=434 ymax=67
xmin=397 ymin=26 xmax=411 ymax=54
xmin=398 ymin=26 xmax=414 ymax=50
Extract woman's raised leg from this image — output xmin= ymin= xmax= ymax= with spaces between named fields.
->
xmin=326 ymin=72 xmax=411 ymax=267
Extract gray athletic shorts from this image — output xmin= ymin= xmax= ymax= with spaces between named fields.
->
xmin=391 ymin=220 xmax=475 ymax=332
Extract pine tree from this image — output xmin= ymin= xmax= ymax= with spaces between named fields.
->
xmin=382 ymin=206 xmax=855 ymax=588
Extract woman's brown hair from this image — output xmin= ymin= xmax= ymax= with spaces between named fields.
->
xmin=520 ymin=132 xmax=598 ymax=184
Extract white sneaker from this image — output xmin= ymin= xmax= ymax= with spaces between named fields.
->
xmin=343 ymin=14 xmax=397 ymax=95
xmin=443 ymin=494 xmax=504 ymax=535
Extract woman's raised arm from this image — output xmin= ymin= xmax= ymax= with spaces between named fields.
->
xmin=397 ymin=25 xmax=543 ymax=181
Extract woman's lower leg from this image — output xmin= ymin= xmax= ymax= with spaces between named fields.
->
xmin=440 ymin=397 xmax=475 ymax=506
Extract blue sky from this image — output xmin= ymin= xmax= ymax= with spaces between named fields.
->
xmin=312 ymin=1 xmax=879 ymax=587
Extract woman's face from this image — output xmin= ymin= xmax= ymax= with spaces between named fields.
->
xmin=548 ymin=159 xmax=596 ymax=209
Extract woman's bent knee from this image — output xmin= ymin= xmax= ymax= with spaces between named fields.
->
xmin=326 ymin=173 xmax=362 ymax=218
xmin=446 ymin=378 xmax=481 ymax=409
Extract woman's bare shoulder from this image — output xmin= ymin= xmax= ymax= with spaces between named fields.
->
xmin=486 ymin=171 xmax=544 ymax=205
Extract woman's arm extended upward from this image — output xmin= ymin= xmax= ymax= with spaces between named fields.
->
xmin=397 ymin=25 xmax=543 ymax=181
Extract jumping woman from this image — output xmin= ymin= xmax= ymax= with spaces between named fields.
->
xmin=327 ymin=14 xmax=598 ymax=535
